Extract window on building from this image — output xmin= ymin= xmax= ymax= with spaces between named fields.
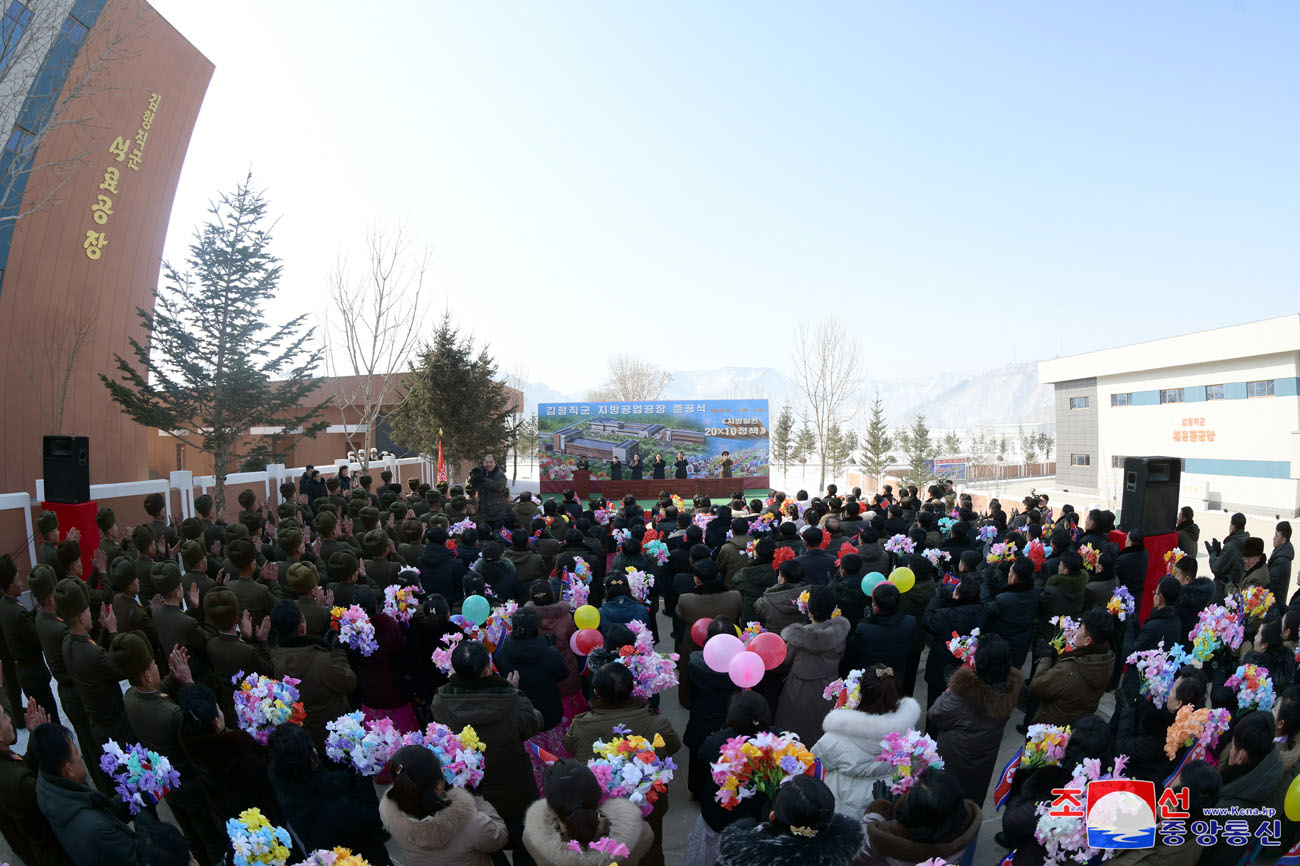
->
xmin=1111 ymin=455 xmax=1126 ymax=468
xmin=1110 ymin=393 xmax=1132 ymax=407
xmin=60 ymin=15 xmax=87 ymax=46
xmin=1160 ymin=389 xmax=1183 ymax=404
xmin=1070 ymin=454 xmax=1091 ymax=467
xmin=1069 ymin=396 xmax=1090 ymax=410
xmin=1205 ymin=384 xmax=1224 ymax=401
xmin=0 ymin=2 xmax=33 ymax=76
xmin=1247 ymin=379 xmax=1275 ymax=398
xmin=3 ymin=125 xmax=33 ymax=157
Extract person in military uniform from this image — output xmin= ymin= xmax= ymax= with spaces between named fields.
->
xmin=396 ymin=518 xmax=425 ymax=567
xmin=285 ymin=562 xmax=331 ymax=638
xmin=28 ymin=568 xmax=105 ymax=793
xmin=142 ymin=492 xmax=171 ymax=545
xmin=314 ymin=512 xmax=352 ymax=564
xmin=179 ymin=541 xmax=216 ymax=624
xmin=107 ymin=558 xmax=161 ymax=662
xmin=56 ymin=577 xmax=133 ymax=750
xmin=126 ymin=525 xmax=159 ymax=600
xmin=95 ymin=508 xmax=123 ymax=564
xmin=203 ymin=586 xmax=272 ymax=725
xmin=55 ymin=540 xmax=83 ymax=582
xmin=0 ymin=556 xmax=22 ymax=719
xmin=0 ymin=557 xmax=58 ymax=721
xmin=268 ymin=601 xmax=355 ymax=752
xmin=226 ymin=538 xmax=278 ymax=626
xmin=326 ymin=550 xmax=366 ymax=608
xmin=361 ymin=529 xmax=399 ymax=589
xmin=111 ymin=633 xmax=225 ymax=866
xmin=150 ymin=562 xmax=210 ymax=686
xmin=36 ymin=511 xmax=60 ymax=574
xmin=0 ymin=696 xmax=71 ymax=866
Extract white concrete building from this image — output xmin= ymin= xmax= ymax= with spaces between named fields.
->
xmin=1038 ymin=315 xmax=1300 ymax=516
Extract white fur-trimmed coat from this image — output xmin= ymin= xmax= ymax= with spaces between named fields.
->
xmin=522 ymin=796 xmax=654 ymax=866
xmin=810 ymin=698 xmax=922 ymax=818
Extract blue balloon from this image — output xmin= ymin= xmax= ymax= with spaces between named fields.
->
xmin=860 ymin=572 xmax=886 ymax=595
xmin=462 ymin=594 xmax=490 ymax=626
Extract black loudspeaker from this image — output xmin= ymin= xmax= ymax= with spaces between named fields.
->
xmin=43 ymin=436 xmax=90 ymax=503
xmin=1120 ymin=456 xmax=1182 ymax=536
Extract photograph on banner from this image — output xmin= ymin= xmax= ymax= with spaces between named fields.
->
xmin=537 ymin=399 xmax=770 ymax=483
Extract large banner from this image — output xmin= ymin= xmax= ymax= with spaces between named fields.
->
xmin=538 ymin=399 xmax=770 ymax=492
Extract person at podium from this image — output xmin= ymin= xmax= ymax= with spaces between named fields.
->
xmin=575 ymin=456 xmax=590 ymax=472
xmin=630 ymin=454 xmax=644 ymax=480
xmin=674 ymin=452 xmax=689 ymax=479
xmin=652 ymin=454 xmax=666 ymax=480
xmin=610 ymin=456 xmax=623 ymax=480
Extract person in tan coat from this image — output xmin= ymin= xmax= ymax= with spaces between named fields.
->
xmin=267 ymin=600 xmax=355 ymax=751
xmin=673 ymin=560 xmax=741 ymax=707
xmin=379 ymin=744 xmax=508 ymax=866
xmin=715 ymin=518 xmax=754 ymax=587
xmin=755 ymin=559 xmax=808 ymax=634
xmin=774 ymin=585 xmax=852 ymax=746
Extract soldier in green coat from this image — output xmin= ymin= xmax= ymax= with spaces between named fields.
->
xmin=0 ymin=697 xmax=70 ymax=866
xmin=0 ymin=557 xmax=57 ymax=720
xmin=55 ymin=577 xmax=133 ymax=751
xmin=203 ymin=586 xmax=272 ymax=725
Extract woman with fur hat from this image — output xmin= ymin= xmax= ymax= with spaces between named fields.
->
xmin=522 ymin=758 xmax=653 ymax=866
xmin=811 ymin=665 xmax=921 ymax=818
xmin=716 ymin=775 xmax=863 ymax=866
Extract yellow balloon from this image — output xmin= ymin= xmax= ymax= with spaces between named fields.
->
xmin=1286 ymin=771 xmax=1300 ymax=821
xmin=574 ymin=604 xmax=600 ymax=631
xmin=890 ymin=566 xmax=916 ymax=594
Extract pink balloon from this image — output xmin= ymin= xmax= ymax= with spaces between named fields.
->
xmin=569 ymin=630 xmax=584 ymax=656
xmin=728 ymin=650 xmax=765 ymax=689
xmin=703 ymin=633 xmax=745 ymax=673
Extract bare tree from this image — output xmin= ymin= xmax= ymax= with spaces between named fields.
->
xmin=0 ymin=2 xmax=149 ymax=229
xmin=321 ymin=224 xmax=429 ymax=472
xmin=791 ymin=319 xmax=861 ymax=489
xmin=15 ymin=301 xmax=98 ymax=432
xmin=503 ymin=364 xmax=529 ymax=481
xmin=587 ymin=355 xmax=673 ymax=401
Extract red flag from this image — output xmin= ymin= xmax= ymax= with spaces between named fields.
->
xmin=436 ymin=435 xmax=447 ymax=484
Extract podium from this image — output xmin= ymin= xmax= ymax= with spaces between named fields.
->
xmin=572 ymin=470 xmax=591 ymax=500
xmin=41 ymin=500 xmax=99 ymax=578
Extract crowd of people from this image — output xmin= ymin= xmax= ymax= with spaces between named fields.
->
xmin=0 ymin=458 xmax=1297 ymax=866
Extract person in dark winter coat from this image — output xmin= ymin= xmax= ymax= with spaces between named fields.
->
xmin=686 ymin=692 xmax=775 ymax=865
xmin=417 ymin=527 xmax=468 ymax=606
xmin=854 ymin=767 xmax=982 ymax=866
xmin=266 ymin=723 xmax=391 ymax=865
xmin=983 ymin=557 xmax=1040 ymax=671
xmin=1115 ymin=669 xmax=1206 ymax=785
xmin=775 ymin=586 xmax=852 ymax=746
xmin=1173 ymin=556 xmax=1216 ymax=645
xmin=854 ymin=527 xmax=891 ymax=579
xmin=1176 ymin=507 xmax=1200 ymax=563
xmin=0 ymin=700 xmax=71 ymax=866
xmin=841 ymin=582 xmax=915 ymax=678
xmin=927 ymin=635 xmax=1022 ymax=805
xmin=1114 ymin=530 xmax=1150 ymax=601
xmin=793 ymin=528 xmax=837 ymax=586
xmin=494 ymin=608 xmax=569 ymax=731
xmin=1118 ymin=578 xmax=1184 ymax=705
xmin=598 ymin=572 xmax=651 ymax=631
xmin=716 ymin=775 xmax=863 ymax=866
xmin=1034 ymin=552 xmax=1087 ymax=658
xmin=683 ymin=618 xmax=740 ymax=800
xmin=921 ymin=575 xmax=987 ymax=710
xmin=733 ymin=539 xmax=777 ymax=624
xmin=897 ymin=556 xmax=938 ymax=698
xmin=1271 ymin=521 xmax=1295 ymax=602
xmin=176 ymin=684 xmax=282 ymax=823
xmin=469 ymin=455 xmax=509 ymax=528
xmin=755 ymin=560 xmax=807 ymax=635
xmin=1208 ymin=513 xmax=1249 ymax=590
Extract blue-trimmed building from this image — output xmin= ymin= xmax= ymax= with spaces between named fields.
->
xmin=1039 ymin=315 xmax=1300 ymax=516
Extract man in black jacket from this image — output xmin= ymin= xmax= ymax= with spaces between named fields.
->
xmin=793 ymin=527 xmax=837 ymax=586
xmin=1173 ymin=556 xmax=1216 ymax=647
xmin=841 ymin=582 xmax=915 ymax=677
xmin=921 ymin=575 xmax=986 ymax=709
xmin=1116 ymin=576 xmax=1184 ymax=710
xmin=416 ymin=526 xmax=468 ymax=604
xmin=1114 ymin=529 xmax=1150 ymax=600
xmin=982 ymin=557 xmax=1040 ymax=672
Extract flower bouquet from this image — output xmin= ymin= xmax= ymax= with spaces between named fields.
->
xmin=823 ymin=669 xmax=863 ymax=709
xmin=922 ymin=548 xmax=952 ymax=568
xmin=836 ymin=542 xmax=860 ymax=566
xmin=976 ymin=525 xmax=999 ymax=545
xmin=1078 ymin=544 xmax=1101 ymax=573
xmin=1225 ymin=663 xmax=1276 ymax=711
xmin=99 ymin=740 xmax=181 ymax=815
xmin=878 ymin=730 xmax=944 ymax=795
xmin=430 ymin=631 xmax=463 ymax=675
xmin=748 ymin=513 xmax=775 ymax=536
xmin=946 ymin=628 xmax=980 ymax=668
xmin=1188 ymin=603 xmax=1244 ymax=662
xmin=449 ymin=518 xmax=477 ymax=538
xmin=1027 ymin=540 xmax=1048 ymax=570
xmin=740 ymin=621 xmax=766 ymax=645
xmin=1240 ymin=586 xmax=1276 ymax=621
xmin=401 ymin=722 xmax=486 ymax=788
xmin=1107 ymin=585 xmax=1135 ymax=622
xmin=1126 ymin=640 xmax=1190 ymax=706
xmin=1048 ymin=616 xmax=1080 ymax=653
xmin=566 ymin=838 xmax=630 ymax=865
xmin=291 ymin=849 xmax=372 ymax=866
xmin=884 ymin=534 xmax=916 ymax=556
xmin=1164 ymin=705 xmax=1232 ymax=762
xmin=772 ymin=546 xmax=795 ymax=571
xmin=382 ymin=584 xmax=421 ymax=624
xmin=644 ymin=539 xmax=669 ymax=566
xmin=986 ymin=542 xmax=1016 ymax=564
xmin=1022 ymin=725 xmax=1070 ymax=769
xmin=618 ymin=621 xmax=679 ymax=698
xmin=744 ymin=538 xmax=759 ymax=560
xmin=232 ymin=672 xmax=305 ymax=745
xmin=692 ymin=512 xmax=715 ymax=529
xmin=324 ymin=711 xmax=402 ymax=775
xmin=588 ymin=725 xmax=676 ymax=816
xmin=1033 ymin=757 xmax=1131 ymax=866
xmin=623 ymin=567 xmax=654 ymax=604
xmin=330 ymin=605 xmax=378 ymax=656
xmin=1164 ymin=547 xmax=1186 ymax=576
xmin=937 ymin=517 xmax=955 ymax=536
xmin=794 ymin=589 xmax=839 ymax=619
xmin=226 ymin=808 xmax=293 ymax=866
xmin=710 ymin=730 xmax=816 ymax=810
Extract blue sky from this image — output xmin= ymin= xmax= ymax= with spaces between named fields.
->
xmin=150 ymin=1 xmax=1299 ymax=391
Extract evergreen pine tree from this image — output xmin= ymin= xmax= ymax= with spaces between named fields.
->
xmin=859 ymin=391 xmax=893 ymax=485
xmin=101 ymin=175 xmax=326 ymax=511
xmin=904 ymin=413 xmax=937 ymax=485
xmin=794 ymin=421 xmax=816 ymax=478
xmin=387 ymin=311 xmax=512 ymax=477
xmin=771 ymin=402 xmax=795 ymax=482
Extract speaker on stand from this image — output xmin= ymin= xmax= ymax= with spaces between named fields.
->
xmin=1119 ymin=456 xmax=1182 ymax=536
